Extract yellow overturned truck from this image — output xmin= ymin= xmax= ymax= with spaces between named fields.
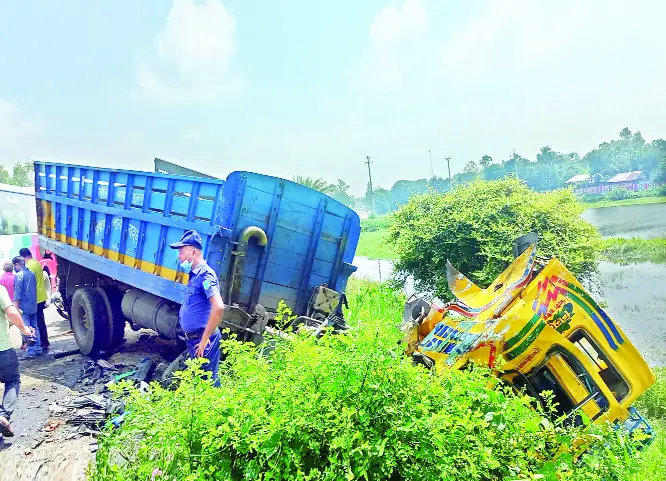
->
xmin=401 ymin=234 xmax=655 ymax=441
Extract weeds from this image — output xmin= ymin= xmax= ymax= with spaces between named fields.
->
xmin=90 ymin=279 xmax=661 ymax=481
xmin=601 ymin=238 xmax=666 ymax=265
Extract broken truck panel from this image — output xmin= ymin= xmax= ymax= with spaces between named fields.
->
xmin=403 ymin=241 xmax=656 ymax=440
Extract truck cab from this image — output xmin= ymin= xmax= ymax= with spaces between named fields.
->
xmin=401 ymin=240 xmax=655 ymax=440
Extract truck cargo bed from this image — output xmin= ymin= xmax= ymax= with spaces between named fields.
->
xmin=35 ymin=162 xmax=360 ymax=315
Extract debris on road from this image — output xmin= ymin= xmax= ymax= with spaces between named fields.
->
xmin=46 ymin=357 xmax=155 ymax=439
xmin=53 ymin=348 xmax=81 ymax=359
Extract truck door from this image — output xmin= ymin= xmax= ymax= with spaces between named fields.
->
xmin=513 ymin=347 xmax=610 ymax=426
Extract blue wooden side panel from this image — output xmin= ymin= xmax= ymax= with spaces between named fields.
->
xmin=218 ymin=172 xmax=360 ymax=314
xmin=34 ymin=162 xmax=360 ymax=315
xmin=35 ymin=162 xmax=225 ymax=304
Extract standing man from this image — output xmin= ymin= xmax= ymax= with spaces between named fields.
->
xmin=169 ymin=230 xmax=224 ymax=386
xmin=0 ymin=282 xmax=35 ymax=438
xmin=13 ymin=257 xmax=41 ymax=358
xmin=0 ymin=262 xmax=23 ymax=351
xmin=19 ymin=248 xmax=49 ymax=351
xmin=0 ymin=262 xmax=14 ymax=303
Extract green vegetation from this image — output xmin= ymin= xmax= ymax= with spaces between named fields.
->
xmin=584 ymin=196 xmax=666 ymax=209
xmin=601 ymin=238 xmax=666 ymax=264
xmin=292 ymin=176 xmax=336 ymax=195
xmin=632 ymin=368 xmax=666 ymax=479
xmin=0 ymin=160 xmax=34 ymax=187
xmin=290 ymin=128 xmax=666 ymax=216
xmin=90 ymin=279 xmax=664 ymax=481
xmin=355 ymin=229 xmax=396 ymax=260
xmin=636 ymin=368 xmax=666 ymax=422
xmin=390 ymin=178 xmax=602 ymax=297
xmin=360 ymin=215 xmax=394 ymax=232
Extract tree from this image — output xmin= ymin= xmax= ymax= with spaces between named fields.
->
xmin=463 ymin=160 xmax=480 ymax=174
xmin=292 ymin=176 xmax=335 ymax=195
xmin=536 ymin=146 xmax=560 ymax=166
xmin=619 ymin=127 xmax=632 ymax=140
xmin=330 ymin=179 xmax=355 ymax=207
xmin=0 ymin=165 xmax=10 ymax=184
xmin=389 ymin=178 xmax=602 ymax=297
xmin=10 ymin=161 xmax=34 ymax=187
xmin=390 ymin=179 xmax=430 ymax=209
xmin=479 ymin=155 xmax=493 ymax=169
xmin=483 ymin=164 xmax=505 ymax=181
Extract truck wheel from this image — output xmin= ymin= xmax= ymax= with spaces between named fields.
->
xmin=71 ymin=287 xmax=109 ymax=356
xmin=95 ymin=287 xmax=126 ymax=351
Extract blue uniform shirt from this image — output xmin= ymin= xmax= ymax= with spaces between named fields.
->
xmin=179 ymin=261 xmax=221 ymax=334
xmin=14 ymin=267 xmax=37 ymax=315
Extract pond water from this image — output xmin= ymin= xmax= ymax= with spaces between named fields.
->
xmin=351 ymin=202 xmax=666 ymax=366
xmin=581 ymin=202 xmax=666 ymax=239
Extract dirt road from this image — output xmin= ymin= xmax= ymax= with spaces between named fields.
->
xmin=0 ymin=306 xmax=185 ymax=481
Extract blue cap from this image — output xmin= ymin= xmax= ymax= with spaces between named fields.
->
xmin=169 ymin=230 xmax=203 ymax=250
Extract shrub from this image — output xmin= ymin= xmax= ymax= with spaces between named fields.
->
xmin=577 ymin=193 xmax=601 ymax=203
xmin=389 ymin=178 xmax=602 ymax=298
xmin=604 ymin=188 xmax=635 ymax=201
xmin=89 ymin=279 xmax=642 ymax=481
xmin=635 ymin=367 xmax=666 ymax=421
xmin=361 ymin=215 xmax=394 ymax=232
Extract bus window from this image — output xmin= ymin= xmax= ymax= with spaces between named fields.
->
xmin=514 ymin=348 xmax=609 ymax=427
xmin=569 ymin=329 xmax=629 ymax=403
xmin=0 ymin=191 xmax=38 ymax=235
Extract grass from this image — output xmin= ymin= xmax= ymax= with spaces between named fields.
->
xmin=632 ymin=367 xmax=666 ymax=479
xmin=355 ymin=228 xmax=397 ymax=260
xmin=601 ymin=238 xmax=666 ymax=264
xmin=584 ymin=195 xmax=666 ymax=209
xmin=91 ymin=279 xmax=666 ymax=480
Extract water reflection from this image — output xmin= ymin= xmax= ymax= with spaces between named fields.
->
xmin=581 ymin=203 xmax=666 ymax=239
xmin=352 ymin=256 xmax=415 ymax=297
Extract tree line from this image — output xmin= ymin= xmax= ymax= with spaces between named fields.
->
xmin=296 ymin=127 xmax=666 ymax=215
xmin=0 ymin=161 xmax=35 ymax=187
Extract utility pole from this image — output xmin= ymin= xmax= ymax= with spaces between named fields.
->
xmin=365 ymin=155 xmax=376 ymax=215
xmin=429 ymin=149 xmax=434 ymax=179
xmin=513 ymin=148 xmax=518 ymax=177
xmin=446 ymin=156 xmax=453 ymax=190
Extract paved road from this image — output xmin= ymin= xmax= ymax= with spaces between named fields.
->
xmin=0 ymin=305 xmax=185 ymax=480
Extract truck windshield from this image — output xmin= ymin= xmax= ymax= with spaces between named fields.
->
xmin=0 ymin=188 xmax=38 ymax=235
xmin=513 ymin=347 xmax=610 ymax=426
xmin=568 ymin=329 xmax=630 ymax=403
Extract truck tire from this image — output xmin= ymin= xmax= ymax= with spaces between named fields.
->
xmin=71 ymin=287 xmax=109 ymax=356
xmin=95 ymin=287 xmax=126 ymax=351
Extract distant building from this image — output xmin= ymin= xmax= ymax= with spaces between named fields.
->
xmin=564 ymin=174 xmax=591 ymax=185
xmin=602 ymin=171 xmax=649 ymax=187
xmin=574 ymin=170 xmax=653 ymax=195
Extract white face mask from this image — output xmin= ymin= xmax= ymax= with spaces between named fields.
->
xmin=179 ymin=252 xmax=195 ymax=274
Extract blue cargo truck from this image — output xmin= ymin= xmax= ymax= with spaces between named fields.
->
xmin=33 ymin=161 xmax=360 ymax=356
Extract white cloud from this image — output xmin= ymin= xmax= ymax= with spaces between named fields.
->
xmin=370 ymin=0 xmax=429 ymax=48
xmin=435 ymin=0 xmax=666 ymax=164
xmin=360 ymin=0 xmax=429 ymax=91
xmin=0 ymin=100 xmax=43 ymax=165
xmin=135 ymin=0 xmax=239 ymax=104
xmin=441 ymin=1 xmax=592 ymax=79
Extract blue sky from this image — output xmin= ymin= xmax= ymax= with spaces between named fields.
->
xmin=2 ymin=0 xmax=666 ymax=195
